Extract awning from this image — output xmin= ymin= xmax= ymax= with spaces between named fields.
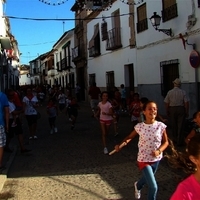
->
xmin=0 ymin=37 xmax=11 ymax=50
xmin=89 ymin=24 xmax=99 ymax=48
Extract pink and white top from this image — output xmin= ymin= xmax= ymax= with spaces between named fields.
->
xmin=98 ymin=101 xmax=113 ymax=121
xmin=134 ymin=121 xmax=166 ymax=162
xmin=170 ymin=174 xmax=200 ymax=200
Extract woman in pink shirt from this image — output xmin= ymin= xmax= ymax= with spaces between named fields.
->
xmin=167 ymin=134 xmax=200 ymax=200
xmin=95 ymin=91 xmax=113 ymax=154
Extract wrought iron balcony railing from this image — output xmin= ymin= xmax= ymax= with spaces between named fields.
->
xmin=72 ymin=44 xmax=86 ymax=61
xmin=137 ymin=18 xmax=148 ymax=33
xmin=106 ymin=27 xmax=122 ymax=51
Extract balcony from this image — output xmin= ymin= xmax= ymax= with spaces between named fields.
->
xmin=162 ymin=3 xmax=178 ymax=22
xmin=42 ymin=69 xmax=47 ymax=76
xmin=88 ymin=46 xmax=100 ymax=57
xmin=56 ymin=61 xmax=61 ymax=72
xmin=47 ymin=69 xmax=57 ymax=77
xmin=106 ymin=27 xmax=122 ymax=51
xmin=61 ymin=57 xmax=72 ymax=70
xmin=32 ymin=68 xmax=40 ymax=75
xmin=72 ymin=44 xmax=86 ymax=62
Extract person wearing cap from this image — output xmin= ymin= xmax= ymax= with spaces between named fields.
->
xmin=164 ymin=78 xmax=189 ymax=145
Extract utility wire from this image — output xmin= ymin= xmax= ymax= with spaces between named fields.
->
xmin=19 ymin=41 xmax=56 ymax=46
xmin=3 ymin=12 xmax=133 ymax=21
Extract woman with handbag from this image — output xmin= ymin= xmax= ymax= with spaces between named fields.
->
xmin=22 ymin=88 xmax=39 ymax=140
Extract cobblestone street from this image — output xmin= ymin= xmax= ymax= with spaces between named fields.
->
xmin=0 ymin=102 xmax=184 ymax=200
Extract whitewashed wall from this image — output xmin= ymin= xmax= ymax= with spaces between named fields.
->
xmin=19 ymin=74 xmax=31 ymax=86
xmin=53 ymin=29 xmax=76 ymax=88
xmin=87 ymin=1 xmax=136 ymax=88
xmin=135 ymin=0 xmax=199 ymax=85
xmin=0 ymin=1 xmax=6 ymax=36
xmin=135 ymin=0 xmax=200 ymax=115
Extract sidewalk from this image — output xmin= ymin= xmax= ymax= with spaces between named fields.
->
xmin=0 ymin=101 xmax=184 ymax=200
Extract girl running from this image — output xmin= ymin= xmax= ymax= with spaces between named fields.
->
xmin=95 ymin=91 xmax=113 ymax=154
xmin=114 ymin=101 xmax=169 ymax=199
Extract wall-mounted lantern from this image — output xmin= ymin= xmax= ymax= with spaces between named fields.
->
xmin=150 ymin=12 xmax=173 ymax=37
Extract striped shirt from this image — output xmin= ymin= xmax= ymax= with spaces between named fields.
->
xmin=164 ymin=87 xmax=189 ymax=106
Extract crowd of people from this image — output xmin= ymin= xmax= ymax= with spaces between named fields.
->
xmin=0 ymin=78 xmax=199 ymax=199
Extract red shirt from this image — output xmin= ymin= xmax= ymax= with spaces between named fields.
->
xmin=13 ymin=92 xmax=22 ymax=107
xmin=88 ymin=86 xmax=101 ymax=99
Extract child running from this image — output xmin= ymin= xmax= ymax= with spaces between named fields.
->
xmin=167 ymin=134 xmax=200 ymax=200
xmin=95 ymin=91 xmax=113 ymax=154
xmin=47 ymin=98 xmax=58 ymax=134
xmin=114 ymin=101 xmax=169 ymax=199
xmin=185 ymin=111 xmax=200 ymax=144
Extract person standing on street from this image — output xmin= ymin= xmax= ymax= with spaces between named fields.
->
xmin=23 ymin=88 xmax=39 ymax=140
xmin=0 ymin=91 xmax=9 ymax=170
xmin=120 ymin=84 xmax=127 ymax=112
xmin=164 ymin=78 xmax=189 ymax=146
xmin=47 ymin=98 xmax=58 ymax=134
xmin=6 ymin=89 xmax=31 ymax=153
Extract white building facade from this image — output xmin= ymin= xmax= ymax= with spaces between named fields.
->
xmin=0 ymin=0 xmax=20 ymax=91
xmin=52 ymin=29 xmax=76 ymax=90
xmin=87 ymin=0 xmax=136 ymax=93
xmin=86 ymin=0 xmax=200 ymax=116
xmin=135 ymin=0 xmax=200 ymax=115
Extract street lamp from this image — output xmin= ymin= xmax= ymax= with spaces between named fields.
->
xmin=150 ymin=12 xmax=173 ymax=37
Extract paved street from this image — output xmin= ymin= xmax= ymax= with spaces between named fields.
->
xmin=0 ymin=101 xmax=184 ymax=200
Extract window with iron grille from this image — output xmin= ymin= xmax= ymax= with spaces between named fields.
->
xmin=160 ymin=59 xmax=179 ymax=97
xmin=162 ymin=0 xmax=178 ymax=22
xmin=89 ymin=74 xmax=96 ymax=87
xmin=137 ymin=3 xmax=148 ymax=33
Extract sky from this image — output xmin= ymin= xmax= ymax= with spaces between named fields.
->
xmin=4 ymin=0 xmax=75 ymax=64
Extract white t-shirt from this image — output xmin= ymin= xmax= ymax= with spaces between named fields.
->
xmin=23 ymin=96 xmax=38 ymax=115
xmin=58 ymin=94 xmax=66 ymax=104
xmin=134 ymin=121 xmax=167 ymax=162
xmin=38 ymin=92 xmax=45 ymax=99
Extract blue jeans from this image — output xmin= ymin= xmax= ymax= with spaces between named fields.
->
xmin=136 ymin=161 xmax=160 ymax=200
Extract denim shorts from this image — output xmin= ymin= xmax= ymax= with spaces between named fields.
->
xmin=0 ymin=125 xmax=6 ymax=147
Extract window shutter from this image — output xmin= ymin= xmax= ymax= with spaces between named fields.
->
xmin=101 ymin=22 xmax=108 ymax=41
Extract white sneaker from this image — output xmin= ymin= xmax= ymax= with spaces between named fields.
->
xmin=104 ymin=147 xmax=108 ymax=154
xmin=54 ymin=127 xmax=58 ymax=133
xmin=50 ymin=129 xmax=53 ymax=134
xmin=134 ymin=182 xmax=141 ymax=199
